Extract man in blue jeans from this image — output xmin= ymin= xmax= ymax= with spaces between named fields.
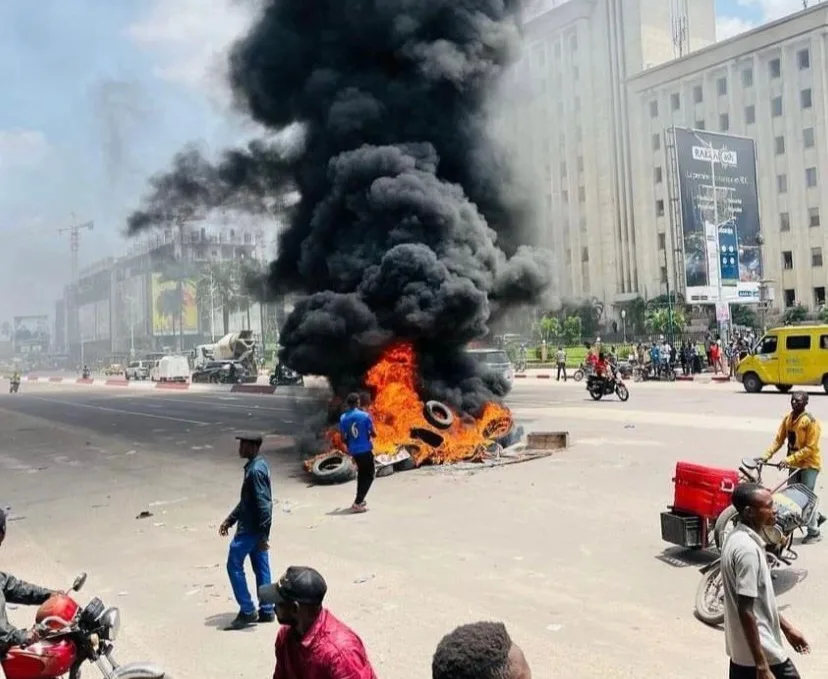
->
xmin=219 ymin=432 xmax=274 ymax=630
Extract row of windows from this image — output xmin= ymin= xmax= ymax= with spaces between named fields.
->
xmin=652 ymin=163 xmax=818 ymax=201
xmin=781 ymin=288 xmax=826 ymax=309
xmin=758 ymin=331 xmax=826 ymax=355
xmin=775 ymin=167 xmax=818 ymax=193
xmin=779 ymin=208 xmax=820 ymax=231
xmin=649 ymin=48 xmax=812 ymax=117
xmin=781 ymin=248 xmax=823 ymax=269
xmin=651 ymin=88 xmax=813 ymax=124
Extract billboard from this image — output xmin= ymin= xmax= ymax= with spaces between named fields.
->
xmin=673 ymin=128 xmax=761 ymax=303
xmin=151 ymin=274 xmax=198 ymax=336
xmin=13 ymin=315 xmax=49 ymax=353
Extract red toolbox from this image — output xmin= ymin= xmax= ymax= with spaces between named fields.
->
xmin=672 ymin=462 xmax=740 ymax=519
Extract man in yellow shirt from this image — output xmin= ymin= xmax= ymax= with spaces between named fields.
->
xmin=762 ymin=391 xmax=823 ymax=543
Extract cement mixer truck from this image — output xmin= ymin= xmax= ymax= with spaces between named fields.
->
xmin=193 ymin=330 xmax=258 ymax=379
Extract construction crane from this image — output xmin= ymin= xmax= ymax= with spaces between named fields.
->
xmin=58 ymin=218 xmax=93 ymax=367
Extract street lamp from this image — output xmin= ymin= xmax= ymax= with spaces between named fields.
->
xmin=621 ymin=309 xmax=627 ymax=344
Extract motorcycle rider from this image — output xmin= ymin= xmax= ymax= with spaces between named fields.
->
xmin=761 ymin=391 xmax=824 ymax=543
xmin=0 ymin=509 xmax=57 ymax=677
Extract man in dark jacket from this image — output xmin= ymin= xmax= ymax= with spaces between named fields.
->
xmin=219 ymin=433 xmax=274 ymax=630
xmin=0 ymin=509 xmax=56 ymax=674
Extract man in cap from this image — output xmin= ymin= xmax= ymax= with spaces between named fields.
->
xmin=0 ymin=509 xmax=57 ymax=677
xmin=219 ymin=432 xmax=275 ymax=629
xmin=432 ymin=621 xmax=532 ymax=679
xmin=259 ymin=566 xmax=377 ymax=679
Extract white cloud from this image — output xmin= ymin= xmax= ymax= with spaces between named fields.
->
xmin=0 ymin=129 xmax=48 ymax=171
xmin=736 ymin=0 xmax=818 ymax=22
xmin=128 ymin=0 xmax=258 ymax=99
xmin=716 ymin=15 xmax=758 ymax=40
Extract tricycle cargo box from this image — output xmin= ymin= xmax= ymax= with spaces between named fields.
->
xmin=660 ymin=510 xmax=704 ymax=548
xmin=673 ymin=462 xmax=739 ymax=519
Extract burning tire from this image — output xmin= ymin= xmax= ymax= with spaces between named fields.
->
xmin=309 ymin=452 xmax=356 ymax=485
xmin=423 ymin=401 xmax=454 ymax=430
xmin=410 ymin=427 xmax=445 ymax=448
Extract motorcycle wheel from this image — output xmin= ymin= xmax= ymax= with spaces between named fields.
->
xmin=668 ymin=369 xmax=677 ymax=382
xmin=615 ymin=384 xmax=629 ymax=402
xmin=694 ymin=565 xmax=725 ymax=626
xmin=588 ymin=385 xmax=603 ymax=401
xmin=269 ymin=377 xmax=278 ymax=387
xmin=714 ymin=506 xmax=739 ymax=551
xmin=573 ymin=369 xmax=584 ymax=382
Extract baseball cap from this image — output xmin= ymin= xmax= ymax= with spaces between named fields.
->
xmin=235 ymin=432 xmax=263 ymax=444
xmin=258 ymin=566 xmax=327 ymax=606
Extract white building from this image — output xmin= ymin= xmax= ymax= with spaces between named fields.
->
xmin=498 ymin=0 xmax=828 ymax=316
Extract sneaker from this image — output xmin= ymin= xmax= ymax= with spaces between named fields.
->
xmin=224 ymin=611 xmax=258 ymax=630
xmin=803 ymin=532 xmax=822 ymax=544
xmin=257 ymin=610 xmax=276 ymax=623
xmin=351 ymin=503 xmax=367 ymax=514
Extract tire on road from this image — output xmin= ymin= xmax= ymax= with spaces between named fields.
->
xmin=742 ymin=372 xmax=763 ymax=393
xmin=615 ymin=384 xmax=629 ymax=402
xmin=423 ymin=401 xmax=454 ymax=430
xmin=310 ymin=453 xmax=356 ymax=485
xmin=376 ymin=464 xmax=395 ymax=478
xmin=694 ymin=565 xmax=725 ymax=627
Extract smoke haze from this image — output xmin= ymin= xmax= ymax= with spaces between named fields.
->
xmin=129 ymin=0 xmax=552 ymax=414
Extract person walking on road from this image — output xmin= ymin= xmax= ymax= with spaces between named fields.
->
xmin=761 ymin=391 xmax=824 ymax=543
xmin=555 ymin=346 xmax=567 ymax=381
xmin=722 ymin=483 xmax=810 ymax=678
xmin=219 ymin=432 xmax=275 ymax=630
xmin=260 ymin=566 xmax=377 ymax=679
xmin=340 ymin=393 xmax=376 ymax=513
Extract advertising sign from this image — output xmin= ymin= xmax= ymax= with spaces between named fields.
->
xmin=673 ymin=128 xmax=762 ymax=303
xmin=151 ymin=274 xmax=198 ymax=336
xmin=13 ymin=315 xmax=50 ymax=353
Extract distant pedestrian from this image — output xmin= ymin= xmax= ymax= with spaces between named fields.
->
xmin=339 ymin=393 xmax=376 ymax=513
xmin=432 ymin=621 xmax=532 ymax=679
xmin=555 ymin=346 xmax=567 ymax=381
xmin=219 ymin=432 xmax=274 ymax=630
xmin=260 ymin=566 xmax=377 ymax=679
xmin=722 ymin=484 xmax=810 ymax=678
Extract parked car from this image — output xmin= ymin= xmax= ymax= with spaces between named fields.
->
xmin=125 ymin=360 xmax=152 ymax=380
xmin=465 ymin=347 xmax=515 ymax=392
xmin=104 ymin=363 xmax=124 ymax=376
xmin=192 ymin=360 xmax=248 ymax=384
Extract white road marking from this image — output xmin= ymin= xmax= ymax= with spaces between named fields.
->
xmin=142 ymin=397 xmax=295 ymax=413
xmin=25 ymin=396 xmax=211 ymax=426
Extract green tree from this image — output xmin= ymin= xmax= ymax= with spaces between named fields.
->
xmin=538 ymin=316 xmax=560 ymax=342
xmin=730 ymin=304 xmax=758 ymax=330
xmin=783 ymin=303 xmax=808 ymax=325
xmin=645 ymin=308 xmax=687 ymax=334
xmin=819 ymin=306 xmax=828 ymax=324
xmin=197 ymin=262 xmax=246 ymax=336
xmin=562 ymin=315 xmax=582 ymax=345
xmin=156 ymin=287 xmax=183 ymax=337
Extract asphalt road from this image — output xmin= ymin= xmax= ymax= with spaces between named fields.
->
xmin=1 ymin=379 xmax=827 ymax=678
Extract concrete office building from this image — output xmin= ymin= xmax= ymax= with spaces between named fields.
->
xmin=628 ymin=4 xmax=828 ymax=312
xmin=495 ymin=0 xmax=716 ymax=306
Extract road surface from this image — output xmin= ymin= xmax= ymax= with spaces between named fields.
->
xmin=0 ymin=379 xmax=825 ymax=678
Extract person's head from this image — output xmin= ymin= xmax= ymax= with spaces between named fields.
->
xmin=558 ymin=346 xmax=563 ymax=351
xmin=791 ymin=391 xmax=809 ymax=416
xmin=236 ymin=433 xmax=263 ymax=459
xmin=346 ymin=392 xmax=360 ymax=410
xmin=598 ymin=351 xmax=605 ymax=361
xmin=432 ymin=621 xmax=531 ymax=679
xmin=732 ymin=483 xmax=776 ymax=529
xmin=259 ymin=566 xmax=327 ymax=634
xmin=0 ymin=508 xmax=5 ymax=547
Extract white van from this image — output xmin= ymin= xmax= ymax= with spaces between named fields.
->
xmin=151 ymin=355 xmax=191 ymax=383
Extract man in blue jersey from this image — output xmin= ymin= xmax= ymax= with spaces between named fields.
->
xmin=339 ymin=393 xmax=376 ymax=513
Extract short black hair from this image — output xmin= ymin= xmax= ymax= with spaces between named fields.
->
xmin=0 ymin=508 xmax=6 ymax=533
xmin=432 ymin=621 xmax=512 ymax=679
xmin=346 ymin=393 xmax=360 ymax=408
xmin=732 ymin=483 xmax=763 ymax=515
xmin=792 ymin=390 xmax=809 ymax=402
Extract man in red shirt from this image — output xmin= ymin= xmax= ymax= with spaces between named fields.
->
xmin=259 ymin=566 xmax=377 ymax=679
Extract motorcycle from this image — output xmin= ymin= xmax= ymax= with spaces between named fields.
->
xmin=572 ymin=362 xmax=587 ymax=382
xmin=270 ymin=363 xmax=304 ymax=387
xmin=693 ymin=458 xmax=818 ymax=626
xmin=9 ymin=379 xmax=20 ymax=394
xmin=586 ymin=368 xmax=629 ymax=402
xmin=2 ymin=573 xmax=170 ymax=679
xmin=81 ymin=369 xmax=91 ymax=380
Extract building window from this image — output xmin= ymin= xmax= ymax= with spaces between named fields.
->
xmin=812 ymin=247 xmax=823 ymax=267
xmin=801 ymin=88 xmax=812 ymax=109
xmin=745 ymin=105 xmax=756 ymax=124
xmin=577 ymin=155 xmax=584 ymax=172
xmin=777 ymin=174 xmax=788 ymax=193
xmin=769 ymin=58 xmax=781 ymax=79
xmin=806 ymin=167 xmax=818 ymax=188
xmin=815 ymin=287 xmax=826 ymax=307
xmin=652 ymin=133 xmax=661 ymax=151
xmin=658 ymin=233 xmax=666 ymax=250
xmin=784 ymin=289 xmax=796 ymax=307
xmin=581 ymin=247 xmax=589 ymax=263
xmin=578 ymin=186 xmax=586 ymax=202
xmin=570 ymin=33 xmax=577 ymax=51
xmin=804 ymin=127 xmax=815 ymax=148
xmin=660 ymin=267 xmax=668 ymax=284
xmin=671 ymin=93 xmax=680 ymax=111
xmin=649 ymin=100 xmax=658 ymax=118
xmin=654 ymin=166 xmax=663 ymax=183
xmin=810 ymin=207 xmax=820 ymax=227
xmin=695 ymin=119 xmax=706 ymax=130
xmin=693 ymin=85 xmax=703 ymax=103
xmin=719 ymin=113 xmax=730 ymax=131
xmin=771 ymin=96 xmax=783 ymax=117
xmin=742 ymin=67 xmax=754 ymax=87
xmin=798 ymin=48 xmax=811 ymax=70
xmin=656 ymin=199 xmax=665 ymax=216
xmin=783 ymin=251 xmax=794 ymax=269
xmin=775 ymin=136 xmax=785 ymax=155
xmin=717 ymin=77 xmax=727 ymax=96
xmin=780 ymin=212 xmax=790 ymax=232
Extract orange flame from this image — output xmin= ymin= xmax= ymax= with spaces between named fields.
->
xmin=328 ymin=341 xmax=511 ymax=465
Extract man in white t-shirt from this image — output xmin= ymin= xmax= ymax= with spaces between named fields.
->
xmin=721 ymin=483 xmax=810 ymax=678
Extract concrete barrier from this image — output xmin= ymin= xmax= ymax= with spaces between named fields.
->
xmin=155 ymin=382 xmax=190 ymax=390
xmin=231 ymin=384 xmax=277 ymax=395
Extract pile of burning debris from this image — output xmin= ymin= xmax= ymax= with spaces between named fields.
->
xmin=303 ymin=342 xmax=523 ymax=485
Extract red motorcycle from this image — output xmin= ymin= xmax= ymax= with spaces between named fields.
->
xmin=2 ymin=573 xmax=170 ymax=679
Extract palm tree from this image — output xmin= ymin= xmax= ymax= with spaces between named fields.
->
xmin=198 ymin=262 xmax=245 ymax=336
xmin=156 ymin=287 xmax=182 ymax=337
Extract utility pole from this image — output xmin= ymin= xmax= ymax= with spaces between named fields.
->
xmin=58 ymin=218 xmax=93 ymax=367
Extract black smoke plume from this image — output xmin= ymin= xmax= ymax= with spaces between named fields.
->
xmin=128 ymin=0 xmax=551 ymax=414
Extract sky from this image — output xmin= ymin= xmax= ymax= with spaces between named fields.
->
xmin=0 ymin=0 xmax=815 ymax=321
